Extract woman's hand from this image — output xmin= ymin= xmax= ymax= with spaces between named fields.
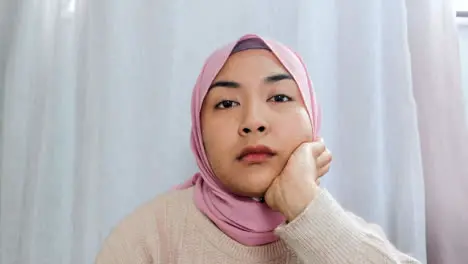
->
xmin=264 ymin=140 xmax=332 ymax=222
xmin=316 ymin=139 xmax=332 ymax=183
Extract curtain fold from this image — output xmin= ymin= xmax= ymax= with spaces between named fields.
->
xmin=406 ymin=1 xmax=468 ymax=263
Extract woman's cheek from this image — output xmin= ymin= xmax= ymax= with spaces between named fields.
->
xmin=283 ymin=109 xmax=314 ymax=141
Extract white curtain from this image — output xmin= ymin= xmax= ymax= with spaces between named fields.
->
xmin=406 ymin=3 xmax=468 ymax=263
xmin=460 ymin=20 xmax=468 ymax=122
xmin=1 ymin=0 xmax=466 ymax=263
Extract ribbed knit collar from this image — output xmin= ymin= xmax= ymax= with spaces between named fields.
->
xmin=187 ymin=189 xmax=292 ymax=262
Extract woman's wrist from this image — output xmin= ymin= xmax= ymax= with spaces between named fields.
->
xmin=282 ymin=183 xmax=319 ymax=222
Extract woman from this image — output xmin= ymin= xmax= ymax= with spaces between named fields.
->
xmin=96 ymin=34 xmax=421 ymax=263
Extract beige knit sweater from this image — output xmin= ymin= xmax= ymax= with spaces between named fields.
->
xmin=95 ymin=188 xmax=421 ymax=264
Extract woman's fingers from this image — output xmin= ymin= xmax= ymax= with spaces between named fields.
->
xmin=316 ymin=148 xmax=332 ymax=169
xmin=312 ymin=138 xmax=332 ymax=179
xmin=317 ymin=163 xmax=331 ymax=178
xmin=310 ymin=140 xmax=326 ymax=158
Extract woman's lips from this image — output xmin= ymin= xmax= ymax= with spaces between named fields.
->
xmin=240 ymin=153 xmax=275 ymax=164
xmin=237 ymin=145 xmax=276 ymax=164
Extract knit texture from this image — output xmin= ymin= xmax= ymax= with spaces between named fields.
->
xmin=95 ymin=188 xmax=421 ymax=264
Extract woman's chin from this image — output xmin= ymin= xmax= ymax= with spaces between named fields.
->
xmin=225 ymin=179 xmax=275 ymax=198
xmin=214 ymin=165 xmax=280 ymax=197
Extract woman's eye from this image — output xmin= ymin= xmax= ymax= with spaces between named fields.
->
xmin=268 ymin=94 xmax=292 ymax=103
xmin=215 ymin=100 xmax=239 ymax=109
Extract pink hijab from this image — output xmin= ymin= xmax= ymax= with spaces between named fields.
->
xmin=177 ymin=34 xmax=321 ymax=246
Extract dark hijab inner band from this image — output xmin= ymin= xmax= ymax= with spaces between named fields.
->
xmin=230 ymin=38 xmax=272 ymax=55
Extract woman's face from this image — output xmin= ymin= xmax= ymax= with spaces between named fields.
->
xmin=201 ymin=49 xmax=313 ymax=197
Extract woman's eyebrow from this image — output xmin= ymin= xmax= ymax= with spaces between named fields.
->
xmin=209 ymin=81 xmax=240 ymax=89
xmin=264 ymin=73 xmax=293 ymax=83
xmin=209 ymin=73 xmax=293 ymax=90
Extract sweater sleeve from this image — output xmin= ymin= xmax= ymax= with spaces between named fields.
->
xmin=94 ymin=219 xmax=153 ymax=264
xmin=275 ymin=188 xmax=421 ymax=264
xmin=94 ymin=201 xmax=162 ymax=264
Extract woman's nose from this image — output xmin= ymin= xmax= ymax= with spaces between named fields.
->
xmin=241 ymin=125 xmax=266 ymax=135
xmin=238 ymin=112 xmax=269 ymax=136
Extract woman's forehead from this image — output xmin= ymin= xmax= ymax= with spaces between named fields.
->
xmin=214 ymin=49 xmax=289 ymax=80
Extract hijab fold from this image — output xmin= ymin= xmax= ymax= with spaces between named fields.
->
xmin=176 ymin=34 xmax=321 ymax=246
